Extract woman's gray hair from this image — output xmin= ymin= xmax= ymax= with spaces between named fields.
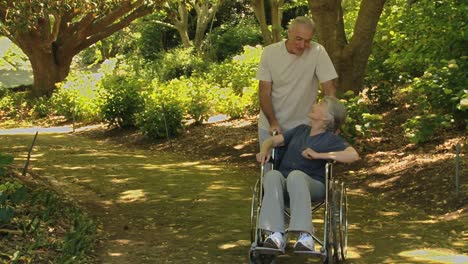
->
xmin=321 ymin=96 xmax=347 ymax=132
xmin=288 ymin=16 xmax=316 ymax=33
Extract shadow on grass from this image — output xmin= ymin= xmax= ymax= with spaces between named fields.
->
xmin=0 ymin=133 xmax=466 ymax=263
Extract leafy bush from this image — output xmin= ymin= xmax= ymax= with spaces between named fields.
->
xmin=401 ymin=58 xmax=467 ymax=143
xmin=152 ymin=47 xmax=209 ymax=82
xmin=403 ymin=114 xmax=452 ymax=144
xmin=365 ymin=0 xmax=466 ymax=108
xmin=135 ymin=82 xmax=184 ymax=139
xmin=0 ymin=90 xmax=28 ymax=119
xmin=207 ymin=45 xmax=262 ymax=95
xmin=204 ymin=18 xmax=263 ymax=61
xmin=51 ymin=71 xmax=103 ymax=122
xmin=214 ymin=80 xmax=258 ymax=119
xmin=100 ymin=74 xmax=144 ymax=128
xmin=340 ymin=91 xmax=384 ymax=140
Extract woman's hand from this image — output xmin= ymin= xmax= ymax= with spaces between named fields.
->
xmin=256 ymin=152 xmax=271 ymax=165
xmin=302 ymin=148 xmax=320 ymax=160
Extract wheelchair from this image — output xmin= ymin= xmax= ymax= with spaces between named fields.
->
xmin=249 ymin=147 xmax=348 ymax=264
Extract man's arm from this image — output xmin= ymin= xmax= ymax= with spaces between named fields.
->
xmin=259 ymin=80 xmax=282 ymax=134
xmin=321 ymin=79 xmax=337 ymax=97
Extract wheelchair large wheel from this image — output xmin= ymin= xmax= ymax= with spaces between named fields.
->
xmin=326 ymin=180 xmax=348 ymax=263
xmin=337 ymin=182 xmax=348 ymax=261
xmin=250 ymin=179 xmax=261 ymax=243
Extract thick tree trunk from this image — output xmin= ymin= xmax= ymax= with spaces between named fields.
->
xmin=16 ymin=38 xmax=73 ymax=97
xmin=309 ymin=0 xmax=386 ymax=94
xmin=29 ymin=53 xmax=69 ymax=98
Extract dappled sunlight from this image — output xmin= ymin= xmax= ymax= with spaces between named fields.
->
xmin=218 ymin=239 xmax=250 ymax=250
xmin=398 ymin=248 xmax=468 ymax=263
xmin=107 ymin=252 xmax=123 ymax=257
xmin=110 ymin=178 xmax=130 ymax=184
xmin=369 ymin=175 xmax=401 ymax=187
xmin=367 ymin=151 xmax=454 ymax=176
xmin=345 ymin=246 xmax=363 ymax=259
xmin=118 ymin=189 xmax=147 ymax=203
xmin=346 ymin=244 xmax=374 ymax=260
xmin=378 ymin=211 xmax=400 ymax=217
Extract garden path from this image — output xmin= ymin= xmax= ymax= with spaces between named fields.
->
xmin=0 ymin=129 xmax=466 ymax=263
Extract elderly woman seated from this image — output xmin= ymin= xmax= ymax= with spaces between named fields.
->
xmin=256 ymin=96 xmax=360 ymax=253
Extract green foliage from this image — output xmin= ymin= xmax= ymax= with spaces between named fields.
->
xmin=214 ymin=80 xmax=258 ymax=119
xmin=204 ymin=18 xmax=263 ymax=61
xmin=135 ymin=82 xmax=184 ymax=139
xmin=0 ymin=37 xmax=30 ymax=71
xmin=0 ymin=163 xmax=97 ymax=263
xmin=400 ymin=58 xmax=468 ymax=143
xmin=0 ymin=90 xmax=28 ymax=119
xmin=51 ymin=71 xmax=103 ymax=122
xmin=207 ymin=45 xmax=262 ymax=95
xmin=366 ymin=0 xmax=466 ymax=107
xmin=340 ymin=91 xmax=384 ymax=140
xmin=152 ymin=47 xmax=209 ymax=82
xmin=403 ymin=114 xmax=452 ymax=144
xmin=136 ymin=14 xmax=180 ymax=61
xmin=100 ymin=74 xmax=144 ymax=128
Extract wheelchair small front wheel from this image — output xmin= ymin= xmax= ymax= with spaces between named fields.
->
xmin=249 ymin=249 xmax=277 ymax=264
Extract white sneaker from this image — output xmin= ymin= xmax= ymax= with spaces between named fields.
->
xmin=263 ymin=232 xmax=286 ymax=250
xmin=294 ymin=232 xmax=315 ymax=252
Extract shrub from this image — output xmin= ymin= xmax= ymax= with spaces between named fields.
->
xmin=365 ymin=0 xmax=466 ymax=108
xmin=204 ymin=18 xmax=263 ymax=61
xmin=152 ymin=47 xmax=209 ymax=82
xmin=135 ymin=83 xmax=184 ymax=139
xmin=51 ymin=71 xmax=103 ymax=123
xmin=400 ymin=58 xmax=467 ymax=143
xmin=100 ymin=74 xmax=144 ymax=128
xmin=340 ymin=91 xmax=384 ymax=140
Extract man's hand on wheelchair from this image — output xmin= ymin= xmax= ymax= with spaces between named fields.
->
xmin=256 ymin=152 xmax=271 ymax=165
xmin=302 ymin=148 xmax=320 ymax=160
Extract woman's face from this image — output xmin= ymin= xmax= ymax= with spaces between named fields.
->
xmin=308 ymin=102 xmax=328 ymax=122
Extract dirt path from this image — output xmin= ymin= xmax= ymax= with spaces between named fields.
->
xmin=1 ymin=131 xmax=466 ymax=263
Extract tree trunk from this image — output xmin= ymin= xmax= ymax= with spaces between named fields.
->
xmin=29 ymin=54 xmax=69 ymax=98
xmin=309 ymin=0 xmax=386 ymax=94
xmin=251 ymin=0 xmax=273 ymax=45
xmin=270 ymin=0 xmax=284 ymax=43
xmin=15 ymin=37 xmax=73 ymax=97
xmin=193 ymin=0 xmax=223 ymax=52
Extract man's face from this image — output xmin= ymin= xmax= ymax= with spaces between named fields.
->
xmin=287 ymin=24 xmax=314 ymax=56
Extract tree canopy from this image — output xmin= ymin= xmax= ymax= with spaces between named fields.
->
xmin=0 ymin=0 xmax=162 ymax=97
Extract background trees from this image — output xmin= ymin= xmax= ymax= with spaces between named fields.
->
xmin=0 ymin=0 xmax=159 ymax=97
xmin=0 ymin=0 xmax=466 ymax=143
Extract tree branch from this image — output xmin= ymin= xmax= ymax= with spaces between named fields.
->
xmin=76 ymin=5 xmax=152 ymax=53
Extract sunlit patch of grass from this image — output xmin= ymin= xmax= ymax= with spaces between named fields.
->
xmin=399 ymin=248 xmax=468 ymax=263
xmin=218 ymin=239 xmax=250 ymax=250
xmin=118 ymin=189 xmax=147 ymax=203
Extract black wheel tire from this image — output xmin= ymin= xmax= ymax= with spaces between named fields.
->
xmin=338 ymin=183 xmax=348 ymax=261
xmin=249 ymin=250 xmax=276 ymax=264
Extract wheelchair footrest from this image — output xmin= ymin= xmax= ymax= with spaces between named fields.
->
xmin=254 ymin=246 xmax=284 ymax=255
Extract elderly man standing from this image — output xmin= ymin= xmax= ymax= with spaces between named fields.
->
xmin=256 ymin=16 xmax=338 ymax=148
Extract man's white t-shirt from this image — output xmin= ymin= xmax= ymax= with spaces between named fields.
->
xmin=256 ymin=40 xmax=338 ymax=131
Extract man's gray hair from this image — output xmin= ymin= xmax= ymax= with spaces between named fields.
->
xmin=321 ymin=96 xmax=347 ymax=132
xmin=288 ymin=16 xmax=316 ymax=32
